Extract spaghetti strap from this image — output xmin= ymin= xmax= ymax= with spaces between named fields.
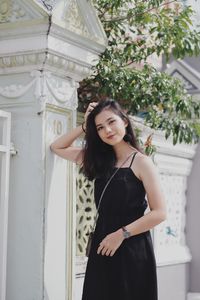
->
xmin=129 ymin=152 xmax=138 ymax=168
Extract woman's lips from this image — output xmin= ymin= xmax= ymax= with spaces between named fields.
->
xmin=106 ymin=134 xmax=115 ymax=139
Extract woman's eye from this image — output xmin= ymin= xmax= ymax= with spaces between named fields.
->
xmin=97 ymin=127 xmax=103 ymax=131
xmin=109 ymin=119 xmax=115 ymax=124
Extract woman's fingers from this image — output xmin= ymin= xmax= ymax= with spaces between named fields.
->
xmin=87 ymin=103 xmax=97 ymax=112
xmin=97 ymin=246 xmax=103 ymax=255
xmin=97 ymin=242 xmax=104 ymax=255
xmin=110 ymin=249 xmax=115 ymax=257
xmin=97 ymin=240 xmax=108 ymax=255
xmin=97 ymin=231 xmax=123 ymax=256
xmin=97 ymin=239 xmax=116 ymax=256
xmin=84 ymin=102 xmax=97 ymax=120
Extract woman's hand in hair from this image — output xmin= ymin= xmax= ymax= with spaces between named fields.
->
xmin=97 ymin=229 xmax=124 ymax=257
xmin=84 ymin=102 xmax=98 ymax=122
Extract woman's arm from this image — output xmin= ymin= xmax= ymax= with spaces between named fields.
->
xmin=50 ymin=125 xmax=84 ymax=165
xmin=124 ymin=154 xmax=166 ymax=235
xmin=50 ymin=102 xmax=97 ymax=164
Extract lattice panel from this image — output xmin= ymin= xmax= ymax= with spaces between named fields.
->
xmin=154 ymin=173 xmax=187 ymax=248
xmin=76 ymin=167 xmax=96 ymax=256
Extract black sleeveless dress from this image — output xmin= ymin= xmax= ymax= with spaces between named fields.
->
xmin=82 ymin=152 xmax=158 ymax=300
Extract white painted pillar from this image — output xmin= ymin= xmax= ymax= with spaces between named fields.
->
xmin=0 ymin=1 xmax=106 ymax=299
xmin=0 ymin=110 xmax=11 ymax=300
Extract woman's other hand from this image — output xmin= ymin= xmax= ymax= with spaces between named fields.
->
xmin=97 ymin=229 xmax=124 ymax=257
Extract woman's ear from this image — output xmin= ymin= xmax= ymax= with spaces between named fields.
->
xmin=123 ymin=118 xmax=128 ymax=127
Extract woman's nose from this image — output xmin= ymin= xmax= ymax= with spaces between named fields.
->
xmin=104 ymin=126 xmax=112 ymax=133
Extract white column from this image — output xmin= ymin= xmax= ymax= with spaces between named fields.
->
xmin=0 ymin=110 xmax=11 ymax=300
xmin=0 ymin=1 xmax=106 ymax=299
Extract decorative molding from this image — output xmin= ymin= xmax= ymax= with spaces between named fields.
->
xmin=0 ymin=0 xmax=50 ymax=24
xmin=64 ymin=0 xmax=90 ymax=39
xmin=0 ymin=70 xmax=42 ymax=100
xmin=171 ymin=70 xmax=198 ymax=91
xmin=178 ymin=60 xmax=200 ymax=82
xmin=165 ymin=60 xmax=200 ymax=95
xmin=0 ymin=75 xmax=37 ymax=99
xmin=44 ymin=72 xmax=79 ymax=110
xmin=50 ymin=23 xmax=106 ymax=54
xmin=0 ymin=70 xmax=79 ymax=110
xmin=0 ymin=52 xmax=92 ymax=80
xmin=0 ymin=0 xmax=38 ymax=23
xmin=0 ymin=53 xmax=46 ymax=69
xmin=45 ymin=52 xmax=92 ymax=79
xmin=51 ymin=0 xmax=107 ymax=47
xmin=0 ymin=1 xmax=106 ymax=78
xmin=0 ymin=0 xmax=12 ymax=23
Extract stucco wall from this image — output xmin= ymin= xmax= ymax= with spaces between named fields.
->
xmin=6 ymin=106 xmax=44 ymax=300
xmin=158 ymin=264 xmax=189 ymax=300
xmin=186 ymin=142 xmax=200 ymax=293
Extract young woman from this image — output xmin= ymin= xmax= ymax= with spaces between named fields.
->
xmin=50 ymin=99 xmax=166 ymax=300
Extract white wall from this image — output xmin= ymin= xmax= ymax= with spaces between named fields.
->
xmin=6 ymin=104 xmax=44 ymax=300
xmin=186 ymin=142 xmax=200 ymax=293
xmin=158 ymin=264 xmax=189 ymax=300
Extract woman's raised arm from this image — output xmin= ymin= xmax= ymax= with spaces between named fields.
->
xmin=50 ymin=102 xmax=97 ymax=165
xmin=50 ymin=125 xmax=84 ymax=165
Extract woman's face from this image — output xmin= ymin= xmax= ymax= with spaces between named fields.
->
xmin=94 ymin=109 xmax=127 ymax=146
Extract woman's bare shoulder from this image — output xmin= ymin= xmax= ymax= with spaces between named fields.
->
xmin=135 ymin=152 xmax=154 ymax=165
xmin=133 ymin=152 xmax=155 ymax=180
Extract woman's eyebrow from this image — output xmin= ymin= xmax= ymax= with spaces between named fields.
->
xmin=96 ymin=117 xmax=114 ymax=127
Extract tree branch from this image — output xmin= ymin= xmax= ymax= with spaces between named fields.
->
xmin=102 ymin=0 xmax=179 ymax=23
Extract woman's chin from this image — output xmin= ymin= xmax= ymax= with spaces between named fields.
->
xmin=104 ymin=137 xmax=124 ymax=146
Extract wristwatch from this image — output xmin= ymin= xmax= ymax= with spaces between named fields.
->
xmin=122 ymin=226 xmax=131 ymax=239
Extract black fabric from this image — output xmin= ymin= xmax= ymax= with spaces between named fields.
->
xmin=82 ymin=154 xmax=158 ymax=300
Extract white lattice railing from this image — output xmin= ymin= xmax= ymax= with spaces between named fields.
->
xmin=76 ymin=167 xmax=96 ymax=256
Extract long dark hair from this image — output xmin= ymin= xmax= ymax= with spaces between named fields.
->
xmin=82 ymin=99 xmax=141 ymax=180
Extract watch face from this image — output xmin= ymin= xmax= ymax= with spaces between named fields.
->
xmin=123 ymin=231 xmax=131 ymax=239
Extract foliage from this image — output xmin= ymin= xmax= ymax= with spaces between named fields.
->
xmin=78 ymin=0 xmax=200 ymax=147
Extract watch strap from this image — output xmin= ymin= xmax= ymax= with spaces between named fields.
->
xmin=122 ymin=226 xmax=131 ymax=239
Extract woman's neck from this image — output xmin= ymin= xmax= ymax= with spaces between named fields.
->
xmin=113 ymin=141 xmax=136 ymax=161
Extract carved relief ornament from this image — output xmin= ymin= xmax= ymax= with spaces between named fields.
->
xmin=0 ymin=0 xmax=12 ymax=23
xmin=0 ymin=52 xmax=91 ymax=81
xmin=45 ymin=72 xmax=79 ymax=109
xmin=64 ymin=0 xmax=90 ymax=39
xmin=0 ymin=71 xmax=78 ymax=110
xmin=0 ymin=0 xmax=27 ymax=23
